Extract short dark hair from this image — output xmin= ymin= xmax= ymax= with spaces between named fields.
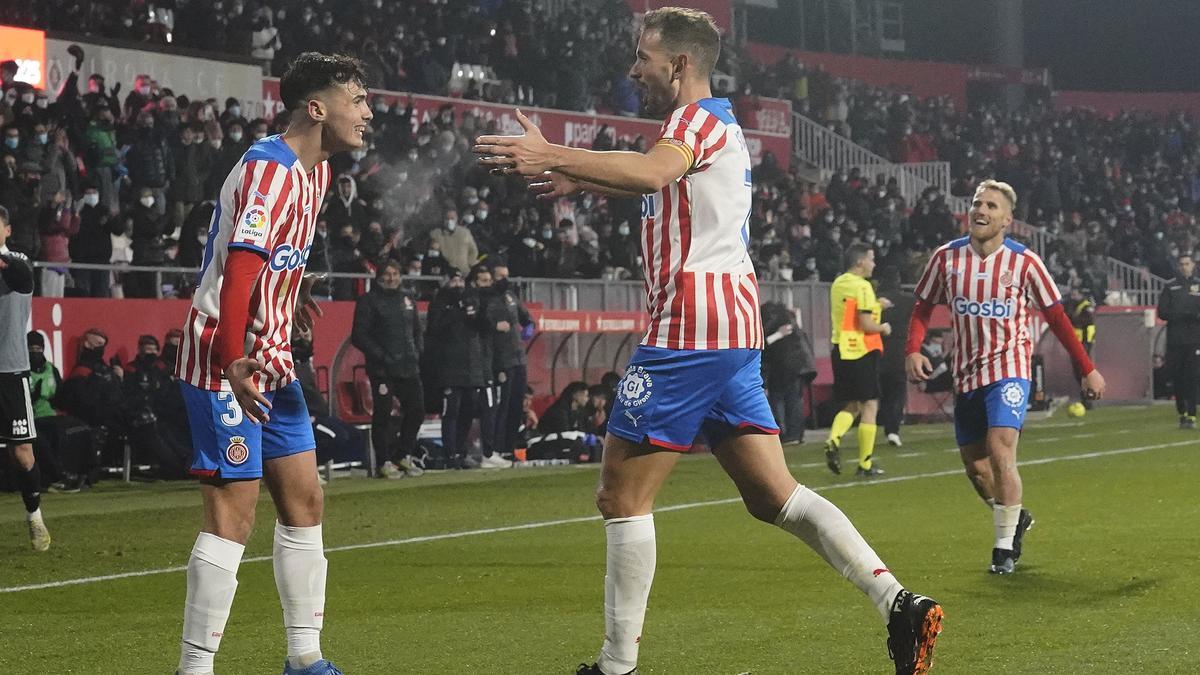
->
xmin=0 ymin=205 xmax=9 ymax=225
xmin=279 ymin=52 xmax=368 ymax=112
xmin=642 ymin=7 xmax=721 ymax=76
xmin=844 ymin=243 xmax=873 ymax=271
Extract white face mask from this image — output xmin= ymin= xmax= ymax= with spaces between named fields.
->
xmin=140 ymin=196 xmax=155 ymax=208
xmin=229 ymin=131 xmax=243 ymax=142
xmin=228 ymin=105 xmax=240 ymax=117
xmin=477 ymin=210 xmax=487 ymax=221
xmin=83 ymin=193 xmax=100 ymax=207
xmin=445 ymin=220 xmax=457 ymax=231
xmin=462 ymin=214 xmax=475 ymax=225
xmin=618 ymin=225 xmax=630 ymax=236
xmin=21 ymin=92 xmax=35 ymax=104
xmin=35 ymin=98 xmax=48 ymax=109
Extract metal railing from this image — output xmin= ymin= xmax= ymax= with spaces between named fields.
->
xmin=792 ymin=113 xmax=965 ymax=212
xmin=1104 ymin=257 xmax=1167 ymax=307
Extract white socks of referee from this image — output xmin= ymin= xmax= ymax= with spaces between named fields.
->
xmin=598 ymin=514 xmax=656 ymax=675
xmin=993 ymin=503 xmax=1021 ymax=550
xmin=774 ymin=484 xmax=902 ymax=622
xmin=179 ymin=533 xmax=244 ymax=674
xmin=274 ymin=521 xmax=328 ymax=669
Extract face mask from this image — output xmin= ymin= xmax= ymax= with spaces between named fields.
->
xmin=228 ymin=105 xmax=240 ymax=117
xmin=542 ymin=228 xmax=553 ymax=239
xmin=466 ymin=196 xmax=478 ymax=206
xmin=254 ymin=131 xmax=267 ymax=140
xmin=462 ymin=214 xmax=475 ymax=225
xmin=445 ymin=220 xmax=456 ymax=231
xmin=406 ymin=150 xmax=419 ymax=161
xmin=477 ymin=210 xmax=487 ymax=221
xmin=618 ymin=225 xmax=630 ymax=236
xmin=29 ymin=352 xmax=46 ymax=370
xmin=427 ymin=249 xmax=441 ymax=258
xmin=35 ymin=99 xmax=48 ymax=109
xmin=209 ymin=139 xmax=221 ymax=149
xmin=21 ymin=92 xmax=34 ymax=104
xmin=926 ymin=343 xmax=943 ymax=357
xmin=81 ymin=346 xmax=105 ymax=363
xmin=582 ymin=198 xmax=593 ymax=209
xmin=225 ymin=130 xmax=241 ymax=143
xmin=350 ymin=149 xmax=366 ymax=161
xmin=806 ymin=260 xmax=817 ymax=271
xmin=4 ymin=137 xmax=17 ymax=149
xmin=140 ymin=196 xmax=155 ymax=208
xmin=138 ymin=85 xmax=151 ymax=96
xmin=83 ymin=193 xmax=100 ymax=207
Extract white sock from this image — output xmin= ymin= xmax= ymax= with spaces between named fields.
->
xmin=273 ymin=521 xmax=327 ymax=668
xmin=597 ymin=514 xmax=655 ymax=675
xmin=993 ymin=503 xmax=1021 ymax=550
xmin=179 ymin=533 xmax=244 ymax=673
xmin=26 ymin=507 xmax=42 ymax=523
xmin=774 ymin=484 xmax=902 ymax=622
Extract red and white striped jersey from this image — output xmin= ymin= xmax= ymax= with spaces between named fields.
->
xmin=640 ymin=98 xmax=762 ymax=350
xmin=176 ymin=135 xmax=330 ymax=391
xmin=914 ymin=236 xmax=1061 ymax=393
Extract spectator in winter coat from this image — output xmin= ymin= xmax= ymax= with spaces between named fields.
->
xmin=36 ymin=191 xmax=79 ymax=297
xmin=124 ymin=188 xmax=167 ymax=298
xmin=83 ymin=106 xmax=120 ymax=212
xmin=322 ymin=174 xmax=370 ymax=233
xmin=125 ymin=111 xmax=173 ymax=216
xmin=68 ymin=185 xmax=119 ymax=297
xmin=168 ymin=125 xmax=214 ymax=237
xmin=429 ymin=208 xmax=478 ymax=274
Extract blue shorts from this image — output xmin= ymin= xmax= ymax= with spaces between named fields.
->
xmin=180 ymin=379 xmax=316 ymax=479
xmin=953 ymin=377 xmax=1030 ymax=446
xmin=607 ymin=345 xmax=779 ymax=451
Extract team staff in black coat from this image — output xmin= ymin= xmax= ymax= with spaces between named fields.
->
xmin=351 ymin=259 xmax=427 ymax=478
xmin=426 ymin=269 xmax=489 ymax=469
xmin=1157 ymin=252 xmax=1200 ymax=429
xmin=482 ymin=261 xmax=533 ymax=464
xmin=877 ymin=268 xmax=914 ymax=446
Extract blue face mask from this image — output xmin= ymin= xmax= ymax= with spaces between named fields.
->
xmin=4 ymin=137 xmax=17 ymax=149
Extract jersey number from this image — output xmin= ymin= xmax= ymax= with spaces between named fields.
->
xmin=216 ymin=391 xmax=243 ymax=427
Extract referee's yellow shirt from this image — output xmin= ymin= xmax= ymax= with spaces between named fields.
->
xmin=830 ymin=272 xmax=882 ymax=360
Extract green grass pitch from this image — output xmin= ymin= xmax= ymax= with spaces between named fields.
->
xmin=2 ymin=404 xmax=1198 ymax=673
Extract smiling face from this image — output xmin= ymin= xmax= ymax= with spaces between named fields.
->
xmin=969 ymin=187 xmax=1013 ymax=244
xmin=316 ymin=79 xmax=373 ymax=153
xmin=628 ymin=29 xmax=679 ymax=119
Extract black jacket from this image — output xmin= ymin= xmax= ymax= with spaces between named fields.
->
xmin=425 ymin=286 xmax=489 ymax=388
xmin=1158 ymin=276 xmax=1200 ymax=346
xmin=127 ymin=130 xmax=174 ymax=189
xmin=482 ymin=282 xmax=533 ymax=370
xmin=69 ymin=204 xmax=119 ymax=263
xmin=881 ymin=289 xmax=916 ymax=375
xmin=351 ymin=286 xmax=423 ymax=379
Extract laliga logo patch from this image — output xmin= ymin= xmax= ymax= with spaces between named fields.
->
xmin=999 ymin=270 xmax=1014 ymax=287
xmin=237 ymin=205 xmax=269 ymax=239
xmin=225 ymin=436 xmax=250 ymax=465
xmin=619 ymin=365 xmax=653 ymax=408
xmin=1001 ymin=382 xmax=1025 ymax=409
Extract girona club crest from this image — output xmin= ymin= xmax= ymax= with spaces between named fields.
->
xmin=618 ymin=365 xmax=653 ymax=408
xmin=225 ymin=436 xmax=250 ymax=465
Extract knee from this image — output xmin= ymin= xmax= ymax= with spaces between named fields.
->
xmin=743 ymin=496 xmax=785 ymax=524
xmin=595 ymin=483 xmax=642 ymax=520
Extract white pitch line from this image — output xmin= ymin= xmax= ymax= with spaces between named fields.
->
xmin=2 ymin=439 xmax=1193 ymax=594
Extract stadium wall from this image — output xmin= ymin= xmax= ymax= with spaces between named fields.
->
xmin=1053 ymin=90 xmax=1200 ymax=118
xmin=37 ymin=34 xmax=262 ymax=112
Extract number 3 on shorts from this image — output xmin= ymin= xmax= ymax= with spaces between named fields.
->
xmin=216 ymin=391 xmax=244 ymax=427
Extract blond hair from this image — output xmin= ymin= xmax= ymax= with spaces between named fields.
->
xmin=641 ymin=7 xmax=721 ymax=76
xmin=975 ymin=179 xmax=1017 ymax=210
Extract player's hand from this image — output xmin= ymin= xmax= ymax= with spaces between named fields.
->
xmin=225 ymin=357 xmax=272 ymax=424
xmin=1082 ymin=369 xmax=1106 ymax=400
xmin=474 ymin=109 xmax=557 ymax=178
xmin=295 ymin=274 xmax=324 ymax=332
xmin=906 ymin=352 xmax=933 ymax=382
xmin=496 ymin=320 xmax=511 ymax=332
xmin=529 ymin=170 xmax=579 ymax=200
xmin=879 ymin=297 xmax=894 ymax=310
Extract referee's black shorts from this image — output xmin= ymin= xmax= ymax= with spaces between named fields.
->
xmin=831 ymin=347 xmax=881 ymax=402
xmin=0 ymin=371 xmax=37 ymax=448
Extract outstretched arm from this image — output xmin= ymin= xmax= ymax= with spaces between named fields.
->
xmin=528 ymin=171 xmax=643 ymax=200
xmin=475 ymin=110 xmax=689 ymax=195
